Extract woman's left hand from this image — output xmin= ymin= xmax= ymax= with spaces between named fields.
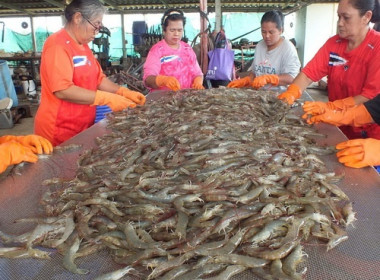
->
xmin=116 ymin=87 xmax=146 ymax=105
xmin=251 ymin=74 xmax=279 ymax=89
xmin=192 ymin=77 xmax=205 ymax=90
xmin=336 ymin=139 xmax=380 ymax=168
xmin=15 ymin=135 xmax=53 ymax=154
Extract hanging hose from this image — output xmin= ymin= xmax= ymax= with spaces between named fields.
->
xmin=0 ymin=22 xmax=5 ymax=43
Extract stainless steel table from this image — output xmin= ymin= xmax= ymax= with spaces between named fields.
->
xmin=0 ymin=90 xmax=379 ymax=279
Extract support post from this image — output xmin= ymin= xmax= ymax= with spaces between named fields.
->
xmin=200 ymin=0 xmax=208 ymax=75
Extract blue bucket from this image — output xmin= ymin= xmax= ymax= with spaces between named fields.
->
xmin=0 ymin=60 xmax=18 ymax=107
xmin=375 ymin=165 xmax=380 ymax=173
xmin=95 ymin=105 xmax=112 ymax=123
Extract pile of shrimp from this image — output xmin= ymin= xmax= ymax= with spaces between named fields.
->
xmin=0 ymin=88 xmax=355 ymax=280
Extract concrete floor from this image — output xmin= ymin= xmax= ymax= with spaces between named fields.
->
xmin=0 ymin=85 xmax=328 ymax=137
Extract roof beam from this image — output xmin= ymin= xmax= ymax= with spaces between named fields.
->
xmin=41 ymin=0 xmax=65 ymax=9
xmin=101 ymin=0 xmax=124 ymax=12
xmin=0 ymin=1 xmax=36 ymax=16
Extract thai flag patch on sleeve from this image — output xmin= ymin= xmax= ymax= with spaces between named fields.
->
xmin=160 ymin=55 xmax=179 ymax=64
xmin=73 ymin=56 xmax=88 ymax=67
xmin=329 ymin=52 xmax=347 ymax=66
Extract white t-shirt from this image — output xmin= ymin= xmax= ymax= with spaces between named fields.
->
xmin=249 ymin=38 xmax=301 ymax=88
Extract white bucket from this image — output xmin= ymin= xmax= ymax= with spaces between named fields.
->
xmin=21 ymin=79 xmax=37 ymax=97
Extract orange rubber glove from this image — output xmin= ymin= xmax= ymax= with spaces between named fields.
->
xmin=155 ymin=75 xmax=181 ymax=91
xmin=192 ymin=76 xmax=205 ymax=90
xmin=0 ymin=135 xmax=17 ymax=144
xmin=0 ymin=135 xmax=53 ymax=154
xmin=302 ymin=97 xmax=357 ymax=119
xmin=336 ymin=138 xmax=380 ymax=168
xmin=227 ymin=76 xmax=252 ymax=88
xmin=0 ymin=141 xmax=38 ymax=173
xmin=305 ymin=104 xmax=373 ymax=126
xmin=328 ymin=96 xmax=356 ymax=110
xmin=277 ymin=84 xmax=302 ymax=105
xmin=302 ymin=101 xmax=330 ymax=118
xmin=116 ymin=87 xmax=146 ymax=105
xmin=251 ymin=74 xmax=279 ymax=89
xmin=17 ymin=135 xmax=52 ymax=154
xmin=92 ymin=90 xmax=136 ymax=112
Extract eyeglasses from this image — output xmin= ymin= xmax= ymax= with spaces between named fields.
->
xmin=82 ymin=15 xmax=102 ymax=32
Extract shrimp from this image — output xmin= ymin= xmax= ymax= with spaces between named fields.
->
xmin=205 ymin=265 xmax=246 ymax=280
xmin=341 ymin=202 xmax=357 ymax=227
xmin=0 ymin=230 xmax=31 ymax=245
xmin=93 ymin=265 xmax=136 ymax=280
xmin=249 ymin=218 xmax=289 ymax=245
xmin=26 ymin=223 xmax=63 ymax=249
xmin=0 ymin=247 xmax=51 ymax=259
xmin=255 ymin=239 xmax=300 ymax=260
xmin=147 ymin=251 xmax=196 ymax=280
xmin=282 ymin=244 xmax=307 ymax=280
xmin=251 ymin=267 xmax=275 ymax=280
xmin=270 ymin=259 xmax=292 ymax=280
xmin=79 ymin=198 xmax=124 ymax=216
xmin=175 ymin=263 xmax=226 ymax=279
xmin=235 ymin=186 xmax=264 ymax=204
xmin=48 ymin=210 xmax=75 ymax=248
xmin=63 ymin=236 xmax=89 ymax=274
xmin=198 ymin=228 xmax=248 ymax=257
xmin=327 ymin=224 xmax=348 ymax=251
xmin=319 ymin=180 xmax=349 ymax=201
xmin=190 ymin=203 xmax=224 ymax=227
xmin=173 ymin=194 xmax=203 ymax=214
xmin=156 ymin=264 xmax=192 ymax=280
xmin=175 ymin=211 xmax=189 ymax=240
xmin=260 ymin=203 xmax=276 ymax=216
xmin=212 ymin=207 xmax=255 ymax=234
xmin=212 ymin=253 xmax=269 ymax=268
xmin=123 ymin=222 xmax=159 ymax=249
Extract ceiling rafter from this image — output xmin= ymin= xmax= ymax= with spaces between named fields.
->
xmin=0 ymin=0 xmax=339 ymax=18
xmin=0 ymin=0 xmax=36 ymax=16
xmin=41 ymin=0 xmax=65 ymax=9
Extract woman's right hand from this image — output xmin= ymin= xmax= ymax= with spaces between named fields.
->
xmin=155 ymin=75 xmax=181 ymax=91
xmin=302 ymin=101 xmax=329 ymax=119
xmin=227 ymin=76 xmax=252 ymax=88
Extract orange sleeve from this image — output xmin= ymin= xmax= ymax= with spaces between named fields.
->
xmin=41 ymin=41 xmax=74 ymax=93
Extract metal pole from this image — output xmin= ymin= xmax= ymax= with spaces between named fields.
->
xmin=215 ymin=0 xmax=221 ymax=32
xmin=30 ymin=16 xmax=36 ymax=53
xmin=121 ymin=13 xmax=127 ymax=59
xmin=200 ymin=0 xmax=208 ymax=75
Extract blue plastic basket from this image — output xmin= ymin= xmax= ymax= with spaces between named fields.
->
xmin=0 ymin=60 xmax=18 ymax=107
xmin=95 ymin=105 xmax=112 ymax=123
xmin=375 ymin=165 xmax=380 ymax=173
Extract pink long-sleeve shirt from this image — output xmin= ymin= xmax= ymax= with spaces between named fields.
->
xmin=143 ymin=40 xmax=203 ymax=92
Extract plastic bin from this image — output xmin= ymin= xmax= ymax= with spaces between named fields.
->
xmin=0 ymin=60 xmax=18 ymax=107
xmin=95 ymin=105 xmax=112 ymax=123
xmin=0 ymin=109 xmax=14 ymax=129
xmin=132 ymin=21 xmax=147 ymax=45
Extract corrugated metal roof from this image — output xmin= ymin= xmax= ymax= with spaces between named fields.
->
xmin=0 ymin=0 xmax=339 ymax=17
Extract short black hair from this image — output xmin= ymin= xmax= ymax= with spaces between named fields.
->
xmin=350 ymin=0 xmax=380 ymax=23
xmin=261 ymin=10 xmax=285 ymax=31
xmin=161 ymin=8 xmax=186 ymax=31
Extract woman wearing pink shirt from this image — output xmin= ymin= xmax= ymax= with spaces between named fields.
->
xmin=143 ymin=9 xmax=204 ymax=92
